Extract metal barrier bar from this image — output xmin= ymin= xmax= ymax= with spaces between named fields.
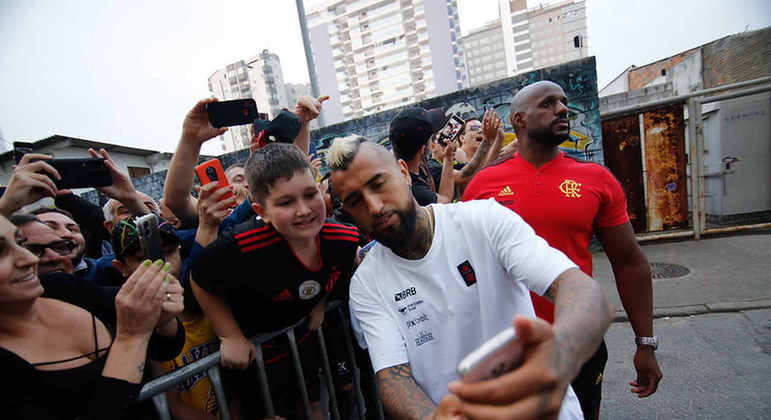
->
xmin=254 ymin=345 xmax=275 ymax=417
xmin=287 ymin=328 xmax=313 ymax=419
xmin=151 ymin=393 xmax=172 ymax=420
xmin=700 ymin=84 xmax=771 ymax=105
xmin=601 ymin=76 xmax=771 ymax=120
xmin=687 ymin=98 xmax=702 ymax=239
xmin=207 ymin=366 xmax=231 ymax=420
xmin=337 ymin=305 xmax=370 ymax=420
xmin=139 ymin=301 xmax=381 ymax=419
xmin=317 ymin=326 xmax=341 ymax=420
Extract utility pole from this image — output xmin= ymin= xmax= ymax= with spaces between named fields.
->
xmin=296 ymin=0 xmax=325 ymax=127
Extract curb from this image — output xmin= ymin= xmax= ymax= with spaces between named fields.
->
xmin=613 ymin=298 xmax=771 ymax=323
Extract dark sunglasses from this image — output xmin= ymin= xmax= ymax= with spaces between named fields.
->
xmin=24 ymin=240 xmax=76 ymax=257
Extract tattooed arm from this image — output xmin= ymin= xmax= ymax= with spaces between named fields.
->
xmin=377 ymin=363 xmax=437 ymax=420
xmin=447 ymin=268 xmax=612 ymax=418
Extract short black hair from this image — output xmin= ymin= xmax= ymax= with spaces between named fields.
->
xmin=31 ymin=207 xmax=76 ymax=221
xmin=245 ymin=143 xmax=313 ymax=204
xmin=9 ymin=213 xmax=43 ymax=227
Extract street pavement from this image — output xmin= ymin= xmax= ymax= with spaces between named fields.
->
xmin=591 ymin=232 xmax=771 ymax=419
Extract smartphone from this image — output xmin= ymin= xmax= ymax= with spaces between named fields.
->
xmin=136 ymin=213 xmax=163 ymax=261
xmin=457 ymin=326 xmax=524 ymax=383
xmin=194 ymin=158 xmax=235 ymax=202
xmin=47 ymin=158 xmax=113 ymax=189
xmin=437 ymin=114 xmax=465 ymax=146
xmin=205 ymin=99 xmax=258 ymax=128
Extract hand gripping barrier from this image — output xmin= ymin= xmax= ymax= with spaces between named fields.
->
xmin=138 ymin=300 xmax=384 ymax=420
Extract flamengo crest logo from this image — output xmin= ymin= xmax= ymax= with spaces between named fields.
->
xmin=559 ymin=179 xmax=582 ymax=198
xmin=457 ymin=260 xmax=477 ymax=287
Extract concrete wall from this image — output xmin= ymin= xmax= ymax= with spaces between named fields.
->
xmin=628 ymin=48 xmax=699 ymax=91
xmin=599 ymin=82 xmax=675 ymax=114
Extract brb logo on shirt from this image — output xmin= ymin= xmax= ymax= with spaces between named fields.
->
xmin=394 ymin=287 xmax=417 ymax=302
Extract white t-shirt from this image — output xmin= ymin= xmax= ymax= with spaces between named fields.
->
xmin=350 ymin=199 xmax=583 ymax=419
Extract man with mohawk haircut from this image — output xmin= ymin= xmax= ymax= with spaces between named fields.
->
xmin=326 ymin=135 xmax=612 ymax=420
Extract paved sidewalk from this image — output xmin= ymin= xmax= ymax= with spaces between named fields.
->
xmin=592 ymin=231 xmax=771 ymax=321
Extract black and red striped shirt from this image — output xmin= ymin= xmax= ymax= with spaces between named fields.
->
xmin=191 ymin=217 xmax=359 ymax=337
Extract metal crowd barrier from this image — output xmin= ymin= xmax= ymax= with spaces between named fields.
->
xmin=138 ymin=301 xmax=384 ymax=420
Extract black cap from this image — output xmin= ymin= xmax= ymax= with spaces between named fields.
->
xmin=252 ymin=109 xmax=301 ymax=145
xmin=389 ymin=107 xmax=446 ymax=151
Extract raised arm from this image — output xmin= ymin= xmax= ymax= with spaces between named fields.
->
xmin=435 ymin=140 xmax=457 ymax=203
xmin=164 ymin=99 xmax=228 ymax=226
xmin=377 ymin=363 xmax=436 ymax=420
xmin=454 ymin=109 xmax=502 ymax=189
xmin=292 ymin=95 xmax=329 ymax=155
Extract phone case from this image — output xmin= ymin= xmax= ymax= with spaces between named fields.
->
xmin=136 ymin=214 xmax=163 ymax=261
xmin=457 ymin=326 xmax=524 ymax=383
xmin=194 ymin=158 xmax=235 ymax=202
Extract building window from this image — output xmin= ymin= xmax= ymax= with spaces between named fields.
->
xmin=128 ymin=167 xmax=151 ymax=179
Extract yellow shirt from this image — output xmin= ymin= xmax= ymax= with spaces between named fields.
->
xmin=159 ymin=314 xmax=220 ymax=415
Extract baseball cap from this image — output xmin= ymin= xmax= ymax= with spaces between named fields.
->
xmin=389 ymin=107 xmax=446 ymax=150
xmin=252 ymin=110 xmax=301 ymax=148
xmin=111 ymin=215 xmax=179 ymax=259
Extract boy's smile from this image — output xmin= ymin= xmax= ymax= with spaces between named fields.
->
xmin=254 ymin=169 xmax=326 ymax=244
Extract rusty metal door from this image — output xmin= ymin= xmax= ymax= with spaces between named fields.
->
xmin=602 ymin=114 xmax=647 ymax=232
xmin=601 ymin=104 xmax=689 ymax=233
xmin=642 ymin=104 xmax=688 ymax=231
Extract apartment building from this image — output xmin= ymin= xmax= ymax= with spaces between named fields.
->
xmin=305 ymin=0 xmax=467 ymax=124
xmin=208 ymin=49 xmax=288 ymax=152
xmin=464 ymin=0 xmax=588 ymax=87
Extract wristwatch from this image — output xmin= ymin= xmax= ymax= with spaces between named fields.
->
xmin=635 ymin=336 xmax=659 ymax=350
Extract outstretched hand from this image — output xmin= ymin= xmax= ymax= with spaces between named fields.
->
xmin=0 ymin=154 xmax=60 ymax=217
xmin=196 ymin=182 xmax=236 ymax=230
xmin=181 ymin=98 xmax=229 ymax=145
xmin=447 ymin=315 xmax=574 ymax=419
xmin=295 ymin=95 xmax=329 ymax=124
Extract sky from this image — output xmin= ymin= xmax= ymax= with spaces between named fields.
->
xmin=1 ymin=0 xmax=769 ymax=156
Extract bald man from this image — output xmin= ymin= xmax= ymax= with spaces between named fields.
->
xmin=464 ymin=81 xmax=662 ymax=419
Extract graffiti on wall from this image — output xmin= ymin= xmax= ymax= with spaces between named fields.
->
xmin=311 ymin=57 xmax=603 ymax=172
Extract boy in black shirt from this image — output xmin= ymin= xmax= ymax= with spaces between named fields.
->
xmin=191 ymin=143 xmax=359 ymax=418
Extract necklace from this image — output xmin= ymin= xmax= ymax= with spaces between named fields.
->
xmin=423 ymin=206 xmax=434 ymax=242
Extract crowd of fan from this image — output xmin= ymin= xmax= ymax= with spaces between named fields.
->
xmin=1 ymin=80 xmax=660 ymax=420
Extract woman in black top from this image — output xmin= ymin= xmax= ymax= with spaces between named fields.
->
xmin=0 ymin=214 xmax=185 ymax=420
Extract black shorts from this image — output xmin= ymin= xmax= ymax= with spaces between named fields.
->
xmin=570 ymin=340 xmax=608 ymax=420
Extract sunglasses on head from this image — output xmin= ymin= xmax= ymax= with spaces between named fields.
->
xmin=24 ymin=240 xmax=76 ymax=257
xmin=469 ymin=125 xmax=482 ymax=133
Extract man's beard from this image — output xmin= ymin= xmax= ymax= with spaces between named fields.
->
xmin=529 ymin=120 xmax=570 ymax=146
xmin=370 ymin=201 xmax=418 ymax=251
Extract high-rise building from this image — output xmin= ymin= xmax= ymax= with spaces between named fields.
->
xmin=208 ymin=49 xmax=289 ymax=152
xmin=463 ymin=20 xmax=507 ymax=86
xmin=305 ymin=0 xmax=467 ymax=124
xmin=464 ymin=0 xmax=588 ymax=87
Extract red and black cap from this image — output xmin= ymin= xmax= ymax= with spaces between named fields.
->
xmin=252 ymin=109 xmax=302 ymax=149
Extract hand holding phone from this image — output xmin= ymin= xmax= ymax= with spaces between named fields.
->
xmin=136 ymin=213 xmax=163 ymax=261
xmin=194 ymin=158 xmax=235 ymax=203
xmin=457 ymin=326 xmax=524 ymax=383
xmin=438 ymin=114 xmax=465 ymax=146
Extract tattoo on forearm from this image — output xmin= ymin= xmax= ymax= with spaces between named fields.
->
xmin=460 ymin=140 xmax=492 ymax=178
xmin=377 ymin=363 xmax=436 ymax=420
